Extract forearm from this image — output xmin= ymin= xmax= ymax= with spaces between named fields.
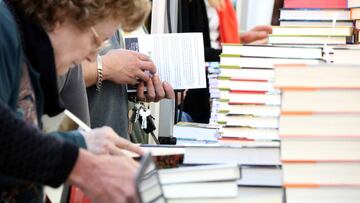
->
xmin=0 ymin=103 xmax=79 ymax=187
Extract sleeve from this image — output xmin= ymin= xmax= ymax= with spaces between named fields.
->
xmin=0 ymin=103 xmax=80 ymax=187
xmin=50 ymin=130 xmax=87 ymax=149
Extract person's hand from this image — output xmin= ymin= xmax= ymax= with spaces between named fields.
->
xmin=82 ymin=126 xmax=144 ymax=156
xmin=136 ymin=75 xmax=175 ymax=102
xmin=69 ymin=150 xmax=139 ymax=203
xmin=102 ymin=49 xmax=156 ymax=85
xmin=240 ymin=25 xmax=272 ymax=44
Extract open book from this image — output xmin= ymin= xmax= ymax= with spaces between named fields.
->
xmin=124 ymin=33 xmax=206 ymax=91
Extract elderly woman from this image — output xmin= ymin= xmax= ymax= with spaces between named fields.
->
xmin=0 ymin=0 xmax=150 ymax=202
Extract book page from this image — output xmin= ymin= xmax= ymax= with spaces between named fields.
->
xmin=125 ymin=33 xmax=206 ymax=90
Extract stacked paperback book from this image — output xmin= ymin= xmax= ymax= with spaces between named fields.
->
xmin=275 ymin=64 xmax=360 ymax=203
xmin=272 ymin=0 xmax=353 ymax=45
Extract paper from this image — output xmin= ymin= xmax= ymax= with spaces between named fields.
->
xmin=125 ymin=33 xmax=206 ymax=90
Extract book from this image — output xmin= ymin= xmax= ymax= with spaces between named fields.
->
xmin=183 ymin=145 xmax=281 ymax=165
xmin=281 ymin=90 xmax=360 ymax=113
xmin=162 ymin=181 xmax=238 ymax=199
xmin=221 ymin=44 xmax=323 ymax=59
xmin=280 ymin=20 xmax=354 ymax=27
xmin=214 ymin=102 xmax=281 ymax=116
xmin=219 ymin=68 xmax=274 ymax=81
xmin=272 ymin=26 xmax=353 ymax=36
xmin=217 ymin=114 xmax=279 ymax=129
xmin=328 ymin=46 xmax=360 ymax=64
xmin=348 ymin=0 xmax=360 ymax=8
xmin=158 ymin=164 xmax=240 ymax=184
xmin=274 ymin=64 xmax=360 ymax=90
xmin=286 ymin=186 xmax=360 ymax=203
xmin=214 ymin=79 xmax=278 ymax=93
xmin=280 ymin=114 xmax=360 ymax=136
xmin=283 ymin=161 xmax=360 ymax=185
xmin=124 ymin=33 xmax=206 ymax=90
xmin=237 ymin=166 xmax=283 ymax=187
xmin=219 ymin=127 xmax=279 ymax=140
xmin=351 ymin=7 xmax=360 ymax=19
xmin=220 ymin=55 xmax=323 ymax=69
xmin=220 ymin=91 xmax=281 ymax=105
xmin=167 ymin=187 xmax=283 ymax=203
xmin=172 ymin=122 xmax=219 ymax=143
xmin=281 ymin=136 xmax=360 ymax=161
xmin=269 ymin=35 xmax=347 ymax=45
xmin=280 ymin=9 xmax=351 ymax=21
xmin=284 ymin=0 xmax=347 ymax=9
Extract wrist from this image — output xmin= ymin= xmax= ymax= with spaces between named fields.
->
xmin=96 ymin=55 xmax=103 ymax=92
xmin=68 ymin=149 xmax=97 ymax=189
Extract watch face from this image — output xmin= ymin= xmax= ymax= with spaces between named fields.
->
xmin=136 ymin=153 xmax=167 ymax=203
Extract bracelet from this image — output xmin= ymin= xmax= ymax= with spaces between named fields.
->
xmin=96 ymin=54 xmax=103 ymax=92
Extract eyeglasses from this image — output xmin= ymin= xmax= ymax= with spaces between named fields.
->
xmin=90 ymin=26 xmax=102 ymax=51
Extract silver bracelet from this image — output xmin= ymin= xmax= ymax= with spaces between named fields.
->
xmin=96 ymin=55 xmax=103 ymax=92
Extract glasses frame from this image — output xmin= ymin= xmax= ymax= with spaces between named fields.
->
xmin=90 ymin=26 xmax=102 ymax=51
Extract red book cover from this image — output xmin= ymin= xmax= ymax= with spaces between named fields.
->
xmin=284 ymin=0 xmax=347 ymax=9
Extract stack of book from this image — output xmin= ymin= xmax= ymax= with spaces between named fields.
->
xmin=275 ymin=63 xmax=360 ymax=203
xmin=272 ymin=0 xmax=353 ymax=45
xmin=348 ymin=0 xmax=360 ymax=43
xmin=211 ymin=44 xmax=324 ymax=143
xmin=159 ymin=164 xmax=240 ymax=202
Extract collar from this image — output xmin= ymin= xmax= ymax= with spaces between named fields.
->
xmin=8 ymin=1 xmax=65 ymax=116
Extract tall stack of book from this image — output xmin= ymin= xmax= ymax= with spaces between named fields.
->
xmin=275 ymin=64 xmax=360 ymax=203
xmin=348 ymin=0 xmax=360 ymax=43
xmin=211 ymin=44 xmax=324 ymax=143
xmin=271 ymin=0 xmax=353 ymax=45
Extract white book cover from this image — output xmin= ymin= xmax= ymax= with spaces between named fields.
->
xmin=125 ymin=33 xmax=206 ymax=90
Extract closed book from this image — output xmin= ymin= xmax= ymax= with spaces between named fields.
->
xmin=274 ymin=64 xmax=360 ymax=90
xmin=215 ymin=79 xmax=278 ymax=94
xmin=183 ymin=145 xmax=281 ymax=165
xmin=279 ymin=114 xmax=360 ymax=136
xmin=286 ymin=186 xmax=360 ymax=203
xmin=238 ymin=166 xmax=283 ymax=187
xmin=281 ymin=136 xmax=360 ymax=161
xmin=167 ymin=187 xmax=283 ymax=203
xmin=220 ymin=90 xmax=281 ymax=105
xmin=221 ymin=44 xmax=323 ymax=59
xmin=215 ymin=102 xmax=280 ymax=117
xmin=284 ymin=0 xmax=347 ymax=8
xmin=281 ymin=90 xmax=360 ymax=114
xmin=159 ymin=164 xmax=240 ymax=184
xmin=280 ymin=20 xmax=354 ymax=27
xmin=272 ymin=26 xmax=353 ymax=36
xmin=280 ymin=9 xmax=350 ymax=20
xmin=328 ymin=46 xmax=360 ymax=64
xmin=218 ymin=137 xmax=280 ymax=145
xmin=163 ymin=181 xmax=238 ymax=199
xmin=351 ymin=7 xmax=360 ymax=19
xmin=217 ymin=114 xmax=279 ymax=129
xmin=348 ymin=0 xmax=360 ymax=8
xmin=283 ymin=161 xmax=360 ymax=186
xmin=269 ymin=35 xmax=347 ymax=45
xmin=220 ymin=55 xmax=323 ymax=69
xmin=219 ymin=127 xmax=279 ymax=140
xmin=219 ymin=67 xmax=274 ymax=80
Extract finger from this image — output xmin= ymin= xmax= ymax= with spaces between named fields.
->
xmin=137 ymin=82 xmax=146 ymax=101
xmin=240 ymin=31 xmax=268 ymax=44
xmin=250 ymin=25 xmax=273 ymax=34
xmin=152 ymin=76 xmax=165 ymax=101
xmin=109 ymin=144 xmax=126 ymax=156
xmin=163 ymin=81 xmax=175 ymax=99
xmin=111 ymin=136 xmax=145 ymax=156
xmin=136 ymin=52 xmax=151 ymax=61
xmin=135 ymin=70 xmax=151 ymax=82
xmin=145 ymin=79 xmax=156 ymax=102
xmin=139 ymin=60 xmax=157 ymax=74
